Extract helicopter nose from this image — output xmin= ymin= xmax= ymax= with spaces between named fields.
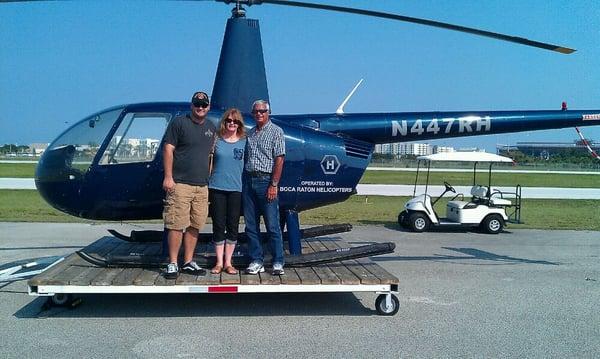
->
xmin=35 ymin=145 xmax=84 ymax=217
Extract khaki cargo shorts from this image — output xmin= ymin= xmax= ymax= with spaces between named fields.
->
xmin=163 ymin=183 xmax=209 ymax=231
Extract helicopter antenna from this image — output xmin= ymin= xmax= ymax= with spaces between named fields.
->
xmin=336 ymin=79 xmax=363 ymax=115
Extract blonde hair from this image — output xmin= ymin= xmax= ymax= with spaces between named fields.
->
xmin=219 ymin=108 xmax=246 ymax=138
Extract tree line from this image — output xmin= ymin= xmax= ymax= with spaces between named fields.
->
xmin=0 ymin=144 xmax=30 ymax=154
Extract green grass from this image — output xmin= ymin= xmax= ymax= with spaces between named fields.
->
xmin=0 ymin=189 xmax=82 ymax=222
xmin=2 ymin=190 xmax=597 ymax=230
xmin=360 ymin=170 xmax=600 ymax=188
xmin=0 ymin=163 xmax=37 ymax=178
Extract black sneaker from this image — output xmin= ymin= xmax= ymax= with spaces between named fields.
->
xmin=181 ymin=261 xmax=206 ymax=276
xmin=164 ymin=262 xmax=179 ymax=279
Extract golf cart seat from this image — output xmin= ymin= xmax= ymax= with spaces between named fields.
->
xmin=490 ymin=197 xmax=512 ymax=206
xmin=489 ymin=188 xmax=513 ymax=206
xmin=471 ymin=185 xmax=489 ymax=199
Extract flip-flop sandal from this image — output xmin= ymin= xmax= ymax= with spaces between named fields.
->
xmin=224 ymin=266 xmax=238 ymax=275
xmin=211 ymin=265 xmax=223 ymax=274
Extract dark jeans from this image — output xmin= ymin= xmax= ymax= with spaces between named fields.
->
xmin=209 ymin=189 xmax=242 ymax=245
xmin=243 ymin=175 xmax=284 ymax=265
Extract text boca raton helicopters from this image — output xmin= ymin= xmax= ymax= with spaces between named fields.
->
xmin=24 ymin=1 xmax=600 ymax=247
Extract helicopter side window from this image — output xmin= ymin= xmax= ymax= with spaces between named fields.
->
xmin=99 ymin=112 xmax=171 ymax=165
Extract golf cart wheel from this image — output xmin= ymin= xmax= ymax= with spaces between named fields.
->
xmin=482 ymin=214 xmax=504 ymax=234
xmin=397 ymin=211 xmax=408 ymax=228
xmin=408 ymin=212 xmax=429 ymax=232
xmin=51 ymin=293 xmax=72 ymax=307
xmin=375 ymin=294 xmax=399 ymax=316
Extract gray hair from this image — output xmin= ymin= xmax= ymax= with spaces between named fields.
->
xmin=251 ymin=99 xmax=270 ymax=113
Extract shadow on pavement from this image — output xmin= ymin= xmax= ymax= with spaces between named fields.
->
xmin=374 ymin=247 xmax=559 ymax=266
xmin=15 ymin=292 xmax=376 ymax=319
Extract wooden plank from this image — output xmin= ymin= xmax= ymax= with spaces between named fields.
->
xmin=323 ymin=238 xmax=380 ymax=285
xmin=355 ymin=257 xmax=399 ymax=285
xmin=28 ymin=253 xmax=80 ymax=286
xmin=220 ymin=270 xmax=241 ymax=284
xmin=259 ymin=270 xmax=281 ymax=285
xmin=341 ymin=259 xmax=380 ymax=284
xmin=69 ymin=266 xmax=105 ymax=286
xmin=279 ymin=267 xmax=301 ymax=285
xmin=131 ymin=243 xmax=163 ymax=286
xmin=196 ymin=272 xmax=220 ymax=285
xmin=319 ymin=238 xmax=344 ymax=251
xmin=175 ymin=272 xmax=200 ymax=285
xmin=154 ymin=272 xmax=176 ymax=286
xmin=294 ymin=267 xmax=321 ymax=284
xmin=306 ymin=241 xmax=340 ymax=284
xmin=316 ymin=239 xmax=361 ymax=285
xmin=43 ymin=264 xmax=87 ymax=285
xmin=90 ymin=268 xmax=124 ymax=286
xmin=112 ymin=268 xmax=144 ymax=285
xmin=240 ymin=272 xmax=261 ymax=285
xmin=133 ymin=268 xmax=161 ymax=286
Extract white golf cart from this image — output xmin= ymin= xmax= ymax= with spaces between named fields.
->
xmin=398 ymin=152 xmax=522 ymax=234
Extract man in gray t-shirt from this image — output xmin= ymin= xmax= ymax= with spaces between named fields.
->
xmin=162 ymin=91 xmax=216 ymax=279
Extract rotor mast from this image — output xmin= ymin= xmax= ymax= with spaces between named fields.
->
xmin=211 ymin=1 xmax=270 ymax=113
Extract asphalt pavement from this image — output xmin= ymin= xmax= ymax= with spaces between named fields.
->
xmin=0 ymin=223 xmax=598 ymax=358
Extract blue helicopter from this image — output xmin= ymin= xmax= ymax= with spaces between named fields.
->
xmin=32 ymin=1 xmax=599 ymax=251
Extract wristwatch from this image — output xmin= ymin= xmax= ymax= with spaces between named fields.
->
xmin=270 ymin=180 xmax=278 ymax=187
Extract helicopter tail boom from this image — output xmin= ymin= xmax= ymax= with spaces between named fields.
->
xmin=279 ymin=110 xmax=600 ymax=145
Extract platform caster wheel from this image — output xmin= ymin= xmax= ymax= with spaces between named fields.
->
xmin=50 ymin=293 xmax=73 ymax=307
xmin=375 ymin=294 xmax=399 ymax=316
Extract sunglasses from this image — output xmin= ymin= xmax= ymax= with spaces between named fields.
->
xmin=192 ymin=99 xmax=209 ymax=108
xmin=225 ymin=118 xmax=240 ymax=125
xmin=252 ymin=109 xmax=269 ymax=115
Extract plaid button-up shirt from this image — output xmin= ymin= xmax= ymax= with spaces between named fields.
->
xmin=244 ymin=120 xmax=285 ymax=174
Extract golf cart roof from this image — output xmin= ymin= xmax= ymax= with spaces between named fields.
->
xmin=417 ymin=152 xmax=514 ymax=163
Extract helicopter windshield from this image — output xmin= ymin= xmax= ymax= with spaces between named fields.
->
xmin=48 ymin=107 xmax=124 ymax=171
xmin=98 ymin=112 xmax=171 ymax=165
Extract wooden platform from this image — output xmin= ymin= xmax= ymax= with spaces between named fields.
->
xmin=28 ymin=236 xmax=398 ymax=294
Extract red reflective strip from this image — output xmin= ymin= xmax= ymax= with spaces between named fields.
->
xmin=208 ymin=286 xmax=238 ymax=293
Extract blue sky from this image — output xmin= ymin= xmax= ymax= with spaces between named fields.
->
xmin=1 ymin=0 xmax=599 ymax=151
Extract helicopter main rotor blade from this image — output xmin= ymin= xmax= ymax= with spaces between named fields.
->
xmin=220 ymin=0 xmax=574 ymax=54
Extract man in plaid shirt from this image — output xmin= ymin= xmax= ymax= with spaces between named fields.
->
xmin=243 ymin=99 xmax=286 ymax=276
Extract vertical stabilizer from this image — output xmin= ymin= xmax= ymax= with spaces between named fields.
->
xmin=211 ymin=17 xmax=269 ymax=113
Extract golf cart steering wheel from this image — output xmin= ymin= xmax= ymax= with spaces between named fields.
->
xmin=443 ymin=181 xmax=456 ymax=193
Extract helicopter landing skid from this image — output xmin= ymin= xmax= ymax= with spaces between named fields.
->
xmin=76 ymin=242 xmax=395 ymax=269
xmin=107 ymin=223 xmax=353 ymax=243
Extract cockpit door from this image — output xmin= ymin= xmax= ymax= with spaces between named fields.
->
xmin=80 ymin=111 xmax=171 ymax=220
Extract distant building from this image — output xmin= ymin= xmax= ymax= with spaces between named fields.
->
xmin=29 ymin=143 xmax=49 ymax=156
xmin=375 ymin=142 xmax=451 ymax=157
xmin=456 ymin=147 xmax=484 ymax=152
xmin=375 ymin=142 xmax=433 ymax=157
xmin=433 ymin=146 xmax=455 ymax=154
xmin=497 ymin=139 xmax=599 ymax=159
